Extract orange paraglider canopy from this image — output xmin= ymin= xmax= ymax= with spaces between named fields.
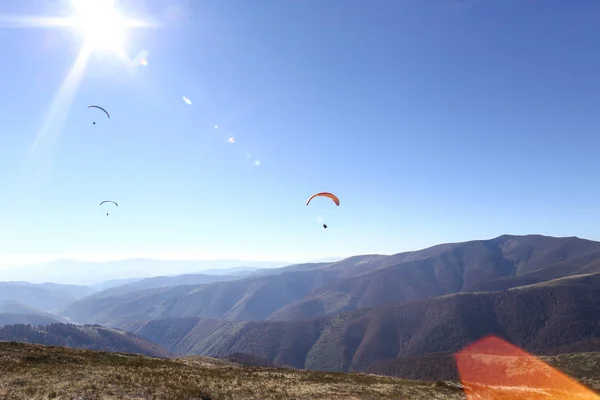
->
xmin=306 ymin=192 xmax=340 ymax=206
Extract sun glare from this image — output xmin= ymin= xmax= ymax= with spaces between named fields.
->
xmin=70 ymin=0 xmax=126 ymax=51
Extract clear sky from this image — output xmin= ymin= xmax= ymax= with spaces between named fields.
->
xmin=1 ymin=0 xmax=600 ymax=267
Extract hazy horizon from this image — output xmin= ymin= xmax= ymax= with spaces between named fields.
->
xmin=0 ymin=254 xmax=348 ymax=285
xmin=0 ymin=253 xmax=347 ymax=269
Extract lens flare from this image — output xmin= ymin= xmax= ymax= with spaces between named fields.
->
xmin=132 ymin=50 xmax=149 ymax=67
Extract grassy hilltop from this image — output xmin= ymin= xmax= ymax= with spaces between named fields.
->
xmin=0 ymin=342 xmax=598 ymax=400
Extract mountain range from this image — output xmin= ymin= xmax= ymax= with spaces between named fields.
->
xmin=62 ymin=234 xmax=600 ymax=327
xmin=0 ymin=282 xmax=94 ymax=313
xmin=128 ymin=272 xmax=599 ymax=378
xmin=1 ymin=234 xmax=599 ymax=383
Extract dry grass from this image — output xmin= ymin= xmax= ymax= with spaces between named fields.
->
xmin=0 ymin=342 xmax=465 ymax=400
xmin=1 ymin=342 xmax=598 ymax=400
xmin=540 ymin=353 xmax=600 ymax=391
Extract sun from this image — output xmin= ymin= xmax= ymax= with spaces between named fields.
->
xmin=70 ymin=0 xmax=127 ymax=52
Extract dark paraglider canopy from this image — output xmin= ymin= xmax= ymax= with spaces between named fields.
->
xmin=88 ymin=105 xmax=110 ymax=118
xmin=100 ymin=201 xmax=118 ymax=216
xmin=88 ymin=105 xmax=110 ymax=125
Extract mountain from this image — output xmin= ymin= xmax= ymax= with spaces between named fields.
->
xmin=0 ymin=259 xmax=291 ymax=285
xmin=85 ymin=273 xmax=245 ymax=299
xmin=91 ymin=277 xmax=143 ymax=291
xmin=0 ymin=300 xmax=68 ymax=326
xmin=0 ymin=323 xmax=171 ymax=358
xmin=63 ymin=234 xmax=600 ymax=327
xmin=197 ymin=266 xmax=262 ymax=276
xmin=310 ymin=257 xmax=345 ymax=263
xmin=0 ymin=300 xmax=45 ymax=315
xmin=129 ymin=273 xmax=600 ymax=379
xmin=61 ymin=259 xmax=361 ymax=326
xmin=0 ymin=313 xmax=66 ymax=326
xmin=269 ymin=235 xmax=600 ymax=321
xmin=0 ymin=282 xmax=95 ymax=313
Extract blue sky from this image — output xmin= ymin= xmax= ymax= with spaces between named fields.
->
xmin=1 ymin=0 xmax=600 ymax=267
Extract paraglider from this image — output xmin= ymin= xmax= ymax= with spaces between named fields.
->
xmin=306 ymin=192 xmax=340 ymax=206
xmin=306 ymin=192 xmax=339 ymax=229
xmin=88 ymin=105 xmax=110 ymax=125
xmin=100 ymin=200 xmax=118 ymax=216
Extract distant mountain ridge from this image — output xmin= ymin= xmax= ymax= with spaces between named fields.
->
xmin=0 ymin=282 xmax=94 ymax=313
xmin=0 ymin=300 xmax=69 ymax=326
xmin=91 ymin=277 xmax=142 ymax=291
xmin=0 ymin=300 xmax=46 ymax=315
xmin=0 ymin=323 xmax=171 ymax=358
xmin=86 ymin=273 xmax=245 ymax=299
xmin=130 ymin=272 xmax=600 ymax=378
xmin=0 ymin=259 xmax=291 ymax=285
xmin=63 ymin=234 xmax=600 ymax=327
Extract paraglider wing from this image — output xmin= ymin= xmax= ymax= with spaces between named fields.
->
xmin=100 ymin=200 xmax=118 ymax=216
xmin=88 ymin=105 xmax=110 ymax=119
xmin=306 ymin=192 xmax=340 ymax=206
